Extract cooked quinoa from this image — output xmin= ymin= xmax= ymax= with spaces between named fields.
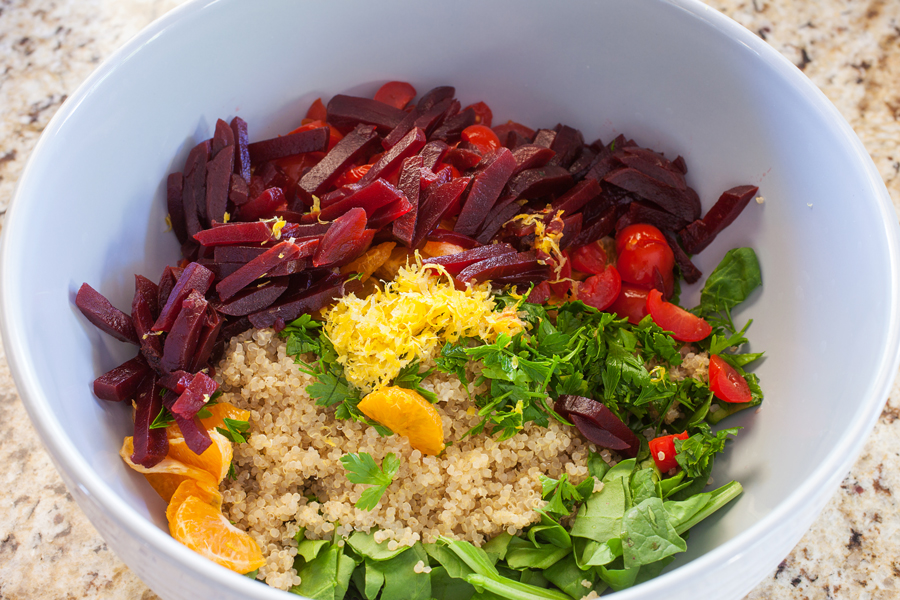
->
xmin=214 ymin=328 xmax=709 ymax=590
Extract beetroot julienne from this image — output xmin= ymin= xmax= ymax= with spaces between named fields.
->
xmin=77 ymin=81 xmax=758 ymax=465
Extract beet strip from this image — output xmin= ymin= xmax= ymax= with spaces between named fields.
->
xmin=476 ymin=201 xmax=523 ymax=245
xmin=215 ymin=277 xmax=289 ymax=316
xmin=157 ymin=266 xmax=182 ymax=310
xmin=424 ymin=243 xmax=516 ymax=275
xmin=560 ymin=213 xmax=584 ymax=250
xmin=131 ymin=375 xmax=168 ymax=468
xmin=193 ymin=221 xmax=273 ymax=246
xmin=230 ymin=116 xmax=251 ymax=182
xmin=454 ymin=148 xmax=517 ymax=236
xmin=569 ymin=206 xmax=617 ymax=247
xmin=170 ymin=371 xmax=218 ymax=419
xmin=417 ymin=86 xmax=455 ymax=112
xmin=551 ymin=178 xmax=602 ymax=216
xmin=247 ymin=127 xmax=329 ymax=164
xmin=158 ymin=370 xmax=194 ymax=394
xmin=663 ymin=230 xmax=702 ymax=284
xmin=430 ymin=107 xmax=477 ymax=142
xmin=132 ymin=275 xmax=163 ymax=370
xmin=392 ymin=156 xmax=424 ymax=247
xmin=506 ymin=166 xmax=573 ymax=200
xmin=426 ymin=229 xmax=480 ymax=249
xmin=172 ymin=412 xmax=212 ymax=455
xmin=167 ymin=172 xmax=188 ymax=245
xmin=414 ymin=98 xmax=458 ymax=138
xmin=189 ymin=308 xmax=223 ymax=373
xmin=417 ymin=140 xmax=449 ymax=171
xmin=456 ymin=251 xmax=543 ymax=284
xmin=411 ymin=177 xmax=472 ymax=249
xmin=548 ymin=125 xmax=585 ymax=169
xmin=248 ymin=276 xmax=348 ymax=329
xmin=326 ymin=94 xmax=408 ymax=134
xmin=183 ymin=140 xmax=210 ymax=232
xmin=313 ymin=208 xmax=369 ymax=268
xmin=206 ymin=144 xmax=234 ymax=224
xmin=76 ymin=283 xmax=139 ymax=344
xmin=358 ymin=127 xmax=427 ymax=186
xmin=152 ymin=262 xmax=215 ymax=332
xmin=212 ymin=118 xmax=235 ymax=157
xmin=603 ymin=168 xmax=701 ymax=222
xmin=299 ymin=124 xmax=379 ymax=196
xmin=367 ymin=195 xmax=414 ymax=230
xmin=160 ymin=290 xmax=208 ymax=373
xmin=679 ymin=185 xmax=759 ymax=255
xmin=510 ymin=145 xmax=556 ymax=177
xmin=318 ymin=179 xmax=407 ymax=222
xmin=92 ymin=355 xmax=151 ymax=402
xmin=216 ymin=240 xmax=302 ymax=301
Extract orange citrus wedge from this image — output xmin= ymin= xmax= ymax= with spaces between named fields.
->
xmin=120 ymin=437 xmax=218 ymax=502
xmin=166 ymin=479 xmax=223 ymax=525
xmin=170 ymin=495 xmax=266 ymax=574
xmin=167 ymin=400 xmax=251 ymax=439
xmin=357 ymin=386 xmax=445 ymax=455
xmin=341 ymin=242 xmax=396 ymax=282
xmin=166 ymin=431 xmax=233 ymax=484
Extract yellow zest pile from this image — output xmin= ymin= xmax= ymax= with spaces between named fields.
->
xmin=324 ymin=257 xmax=525 ymax=392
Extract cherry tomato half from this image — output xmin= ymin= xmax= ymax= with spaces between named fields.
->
xmin=616 ymin=240 xmax=674 ymax=289
xmin=649 ymin=431 xmax=689 ymax=473
xmin=333 ymin=163 xmax=372 ymax=188
xmin=577 ymin=266 xmax=622 ymax=311
xmin=607 ymin=283 xmax=650 ymax=324
xmin=570 ymin=241 xmax=609 ymax=275
xmin=646 ymin=289 xmax=712 ymax=342
xmin=305 ymin=98 xmax=327 ymax=122
xmin=374 ymin=81 xmax=417 ymax=110
xmin=463 ymin=101 xmax=493 ymax=127
xmin=615 ymin=223 xmax=668 ymax=255
xmin=708 ymin=355 xmax=752 ymax=404
xmin=461 ymin=125 xmax=502 ymax=154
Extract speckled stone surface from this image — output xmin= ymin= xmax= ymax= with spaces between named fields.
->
xmin=1 ymin=1 xmax=900 ymax=598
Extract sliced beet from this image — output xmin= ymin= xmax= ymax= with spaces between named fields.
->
xmin=510 ymin=145 xmax=556 ymax=177
xmin=679 ymin=185 xmax=759 ymax=255
xmin=416 ymin=86 xmax=455 ymax=112
xmin=76 ymin=283 xmax=139 ymax=345
xmin=160 ymin=289 xmax=208 ymax=373
xmin=189 ymin=308 xmax=223 ymax=373
xmin=214 ymin=245 xmax=267 ymax=263
xmin=560 ymin=213 xmax=583 ymax=250
xmin=158 ymin=370 xmax=194 ymax=394
xmin=603 ymin=168 xmax=700 ymax=222
xmin=554 ymin=394 xmax=640 ymax=457
xmin=424 ymin=243 xmax=516 ymax=275
xmin=131 ymin=375 xmax=168 ymax=468
xmin=299 ymin=124 xmax=379 ymax=196
xmin=248 ymin=275 xmax=347 ymax=329
xmin=267 ymin=257 xmax=313 ymax=277
xmin=550 ymin=178 xmax=602 ymax=216
xmin=382 ymin=108 xmax=421 ymax=150
xmin=568 ymin=147 xmax=598 ymax=181
xmin=569 ymin=205 xmax=617 ymax=247
xmin=411 ymin=177 xmax=471 ymax=248
xmin=319 ymin=178 xmax=406 ymax=222
xmin=426 ymin=228 xmax=480 ymax=249
xmin=247 ymin=127 xmax=329 ymax=164
xmin=170 ymin=371 xmax=218 ymax=419
xmin=526 ymin=281 xmax=552 ymax=304
xmin=358 ymin=127 xmax=426 ymax=186
xmin=167 ymin=172 xmax=188 ymax=245
xmin=194 ymin=221 xmax=275 ymax=246
xmin=320 ymin=183 xmax=361 ymax=209
xmin=153 ymin=262 xmax=215 ymax=332
xmin=430 ymin=107 xmax=477 ymax=142
xmin=617 ymin=153 xmax=687 ymax=191
xmin=206 ymin=144 xmax=234 ymax=224
xmin=229 ymin=173 xmax=250 ymax=206
xmin=211 ymin=118 xmax=235 ymax=157
xmin=443 ymin=146 xmax=483 ymax=172
xmin=506 ymin=166 xmax=573 ymax=200
xmin=92 ymin=355 xmax=150 ymax=402
xmin=173 ymin=412 xmax=212 ymax=455
xmin=476 ymin=200 xmax=524 ymax=245
xmin=327 ymin=94 xmax=407 ymax=134
xmin=533 ymin=129 xmax=557 ymax=148
xmin=663 ymin=230 xmax=702 ymax=285
xmin=182 ymin=140 xmax=210 ymax=235
xmin=417 ymin=98 xmax=459 ymax=137
xmin=393 ymin=156 xmax=424 ymax=247
xmin=456 ymin=251 xmax=542 ymax=284
xmin=230 ymin=117 xmax=251 ymax=182
xmin=493 ymin=121 xmax=536 ymax=143
xmin=279 ymin=221 xmax=331 ymax=241
xmin=132 ymin=275 xmax=162 ymax=370
xmin=548 ymin=125 xmax=584 ymax=169
xmin=418 ymin=140 xmax=450 ymax=171
xmin=215 ymin=277 xmax=289 ymax=316
xmin=367 ymin=195 xmax=413 ymax=230
xmin=216 ymin=240 xmax=302 ymax=301
xmin=237 ymin=187 xmax=286 ymax=222
xmin=491 ymin=264 xmax=552 ymax=286
xmin=157 ymin=266 xmax=182 ymax=310
xmin=454 ymin=148 xmax=517 ymax=236
xmin=313 ymin=207 xmax=367 ymax=267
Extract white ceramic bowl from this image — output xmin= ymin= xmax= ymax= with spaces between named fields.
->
xmin=3 ymin=1 xmax=899 ymax=598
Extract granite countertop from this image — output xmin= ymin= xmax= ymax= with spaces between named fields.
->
xmin=1 ymin=1 xmax=899 ymax=598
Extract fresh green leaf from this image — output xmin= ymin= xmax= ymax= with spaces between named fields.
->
xmin=216 ymin=417 xmax=250 ymax=444
xmin=665 ymin=480 xmax=743 ymax=534
xmin=504 ymin=536 xmax=572 ymax=570
xmin=291 ymin=541 xmax=359 ymax=600
xmin=697 ymin=248 xmax=762 ymax=318
xmin=340 ymin=452 xmax=400 ymax=510
xmin=149 ymin=406 xmax=175 ymax=429
xmin=430 ymin=566 xmax=476 ymax=600
xmin=620 ymin=497 xmax=686 ymax=568
xmin=393 ymin=359 xmax=438 ymax=403
xmin=364 ymin=542 xmax=431 ymax=600
xmin=346 ymin=531 xmax=411 ymax=561
xmin=674 ymin=424 xmax=740 ymax=478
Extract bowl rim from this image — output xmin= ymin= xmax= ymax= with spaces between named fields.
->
xmin=2 ymin=0 xmax=899 ymax=598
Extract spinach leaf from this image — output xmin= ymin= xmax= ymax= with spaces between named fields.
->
xmin=291 ymin=541 xmax=360 ymax=600
xmin=697 ymin=248 xmax=761 ymax=317
xmin=346 ymin=531 xmax=411 ymax=561
xmin=620 ymin=497 xmax=686 ymax=568
xmin=543 ymin=553 xmax=604 ymax=599
xmin=504 ymin=536 xmax=572 ymax=570
xmin=365 ymin=542 xmax=431 ymax=600
xmin=430 ymin=566 xmax=476 ymax=600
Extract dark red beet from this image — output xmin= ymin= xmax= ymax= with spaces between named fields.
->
xmin=568 ymin=147 xmax=598 ymax=181
xmin=194 ymin=221 xmax=274 ymax=246
xmin=131 ymin=376 xmax=168 ymax=468
xmin=443 ymin=146 xmax=483 ymax=172
xmin=382 ymin=109 xmax=421 ymax=150
xmin=132 ymin=275 xmax=162 ymax=370
xmin=476 ymin=201 xmax=523 ymax=245
xmin=493 ymin=120 xmax=536 ymax=142
xmin=526 ymin=281 xmax=552 ymax=304
xmin=411 ymin=177 xmax=471 ymax=249
xmin=414 ymin=98 xmax=459 ymax=138
xmin=276 ymin=221 xmax=331 ymax=241
xmin=510 ymin=145 xmax=556 ymax=177
xmin=157 ymin=266 xmax=182 ymax=310
xmin=326 ymin=94 xmax=407 ymax=134
xmin=548 ymin=125 xmax=584 ymax=169
xmin=424 ymin=243 xmax=516 ymax=275
xmin=76 ymin=283 xmax=139 ymax=345
xmin=430 ymin=107 xmax=477 ymax=142
xmin=569 ymin=206 xmax=617 ymax=247
xmin=426 ymin=229 xmax=480 ymax=249
xmin=213 ymin=245 xmax=267 ymax=263
xmin=206 ymin=144 xmax=234 ymax=224
xmin=237 ymin=187 xmax=286 ymax=221
xmin=248 ymin=275 xmax=348 ymax=329
xmin=551 ymin=178 xmax=602 ymax=216
xmin=492 ymin=264 xmax=552 ymax=286
xmin=183 ymin=140 xmax=210 ymax=233
xmin=679 ymin=185 xmax=759 ymax=255
xmin=560 ymin=213 xmax=584 ymax=250
xmin=393 ymin=156 xmax=423 ymax=247
xmin=267 ymin=258 xmax=313 ymax=277
xmin=533 ymin=129 xmax=557 ymax=148
xmin=189 ymin=308 xmax=223 ymax=373
xmin=454 ymin=148 xmax=517 ymax=236
xmin=215 ymin=277 xmax=289 ymax=316
xmin=418 ymin=140 xmax=449 ymax=171
xmin=170 ymin=371 xmax=218 ymax=419
xmin=216 ymin=240 xmax=302 ymax=301
xmin=319 ymin=179 xmax=406 ymax=222
xmin=92 ymin=355 xmax=150 ymax=402
xmin=506 ymin=166 xmax=573 ymax=200
xmin=211 ymin=118 xmax=235 ymax=158
xmin=247 ymin=127 xmax=329 ymax=164
xmin=617 ymin=153 xmax=687 ymax=191
xmin=554 ymin=394 xmax=640 ymax=457
xmin=230 ymin=117 xmax=251 ymax=182
xmin=299 ymin=124 xmax=379 ymax=196
xmin=229 ymin=173 xmax=249 ymax=206
xmin=158 ymin=370 xmax=194 ymax=394
xmin=359 ymin=127 xmax=426 ymax=186
xmin=313 ymin=207 xmax=367 ymax=267
xmin=615 ymin=200 xmax=689 ymax=234
xmin=603 ymin=168 xmax=700 ymax=222
xmin=456 ymin=251 xmax=543 ymax=284
xmin=172 ymin=412 xmax=212 ymax=455
xmin=167 ymin=172 xmax=187 ymax=245
xmin=367 ymin=196 xmax=413 ymax=230
xmin=153 ymin=262 xmax=214 ymax=332
xmin=663 ymin=230 xmax=702 ymax=284
xmin=160 ymin=290 xmax=208 ymax=373
xmin=416 ymin=86 xmax=455 ymax=112
xmin=320 ymin=183 xmax=361 ymax=209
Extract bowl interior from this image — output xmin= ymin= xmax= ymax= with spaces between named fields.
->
xmin=3 ymin=0 xmax=897 ymax=598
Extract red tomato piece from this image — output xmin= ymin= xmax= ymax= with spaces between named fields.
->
xmin=461 ymin=125 xmax=502 ymax=154
xmin=433 ymin=162 xmax=461 ymax=179
xmin=333 ymin=163 xmax=373 ymax=188
xmin=374 ymin=81 xmax=417 ymax=110
xmin=577 ymin=265 xmax=621 ymax=311
xmin=649 ymin=431 xmax=689 ymax=473
xmin=570 ymin=242 xmax=609 ymax=275
xmin=464 ymin=101 xmax=493 ymax=127
xmin=607 ymin=283 xmax=650 ymax=324
xmin=615 ymin=223 xmax=668 ymax=255
xmin=646 ymin=289 xmax=712 ymax=342
xmin=616 ymin=240 xmax=674 ymax=288
xmin=305 ymin=98 xmax=327 ymax=122
xmin=708 ymin=355 xmax=752 ymax=404
xmin=527 ymin=281 xmax=552 ymax=304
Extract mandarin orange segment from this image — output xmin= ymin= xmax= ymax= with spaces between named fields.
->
xmin=357 ymin=386 xmax=445 ymax=455
xmin=119 ymin=437 xmax=218 ymax=502
xmin=422 ymin=240 xmax=467 ymax=258
xmin=166 ymin=479 xmax=223 ymax=525
xmin=340 ymin=241 xmax=396 ymax=283
xmin=167 ymin=430 xmax=233 ymax=484
xmin=170 ymin=495 xmax=266 ymax=574
xmin=166 ymin=400 xmax=251 ymax=439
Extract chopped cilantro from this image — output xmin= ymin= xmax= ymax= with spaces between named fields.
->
xmin=340 ymin=452 xmax=400 ymax=510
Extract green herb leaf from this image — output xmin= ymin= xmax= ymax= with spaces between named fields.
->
xmin=674 ymin=424 xmax=740 ymax=478
xmin=697 ymin=248 xmax=762 ymax=318
xmin=216 ymin=417 xmax=251 ymax=444
xmin=149 ymin=406 xmax=175 ymax=430
xmin=393 ymin=360 xmax=438 ymax=403
xmin=621 ymin=497 xmax=686 ymax=568
xmin=340 ymin=452 xmax=400 ymax=510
